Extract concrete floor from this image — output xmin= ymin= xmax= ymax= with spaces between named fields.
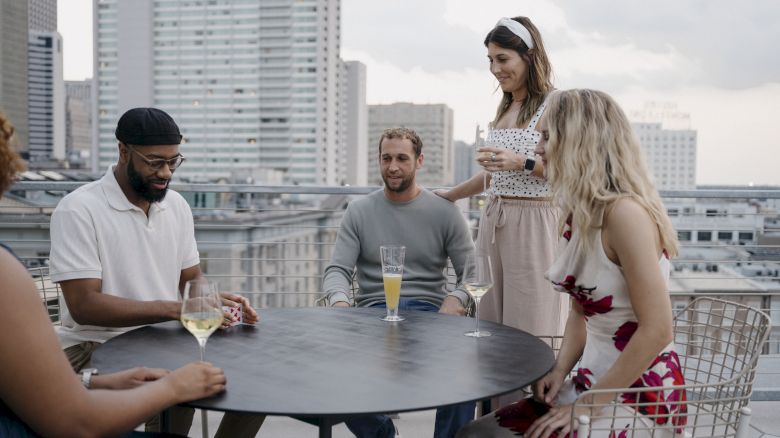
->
xmin=173 ymin=402 xmax=780 ymax=438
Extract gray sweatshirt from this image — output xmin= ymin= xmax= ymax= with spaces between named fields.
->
xmin=323 ymin=188 xmax=474 ymax=307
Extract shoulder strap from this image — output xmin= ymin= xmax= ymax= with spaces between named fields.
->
xmin=526 ymin=94 xmax=550 ymax=130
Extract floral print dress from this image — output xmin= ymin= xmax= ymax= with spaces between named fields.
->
xmin=460 ymin=219 xmax=687 ymax=437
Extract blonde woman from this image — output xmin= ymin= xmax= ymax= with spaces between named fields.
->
xmin=456 ymin=90 xmax=687 ymax=438
xmin=436 ymin=16 xmax=567 ymax=358
xmin=0 ymin=112 xmax=226 ymax=438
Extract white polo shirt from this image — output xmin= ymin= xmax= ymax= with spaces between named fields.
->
xmin=49 ymin=167 xmax=200 ymax=348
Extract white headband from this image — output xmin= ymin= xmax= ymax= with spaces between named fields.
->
xmin=494 ymin=17 xmax=534 ymax=49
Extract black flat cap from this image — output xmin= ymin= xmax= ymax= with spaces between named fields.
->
xmin=115 ymin=108 xmax=182 ymax=146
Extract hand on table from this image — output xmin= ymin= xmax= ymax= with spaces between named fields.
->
xmin=220 ymin=292 xmax=259 ymax=328
xmin=438 ymin=295 xmax=466 ymax=316
xmin=90 ymin=367 xmax=169 ymax=390
xmin=165 ymin=361 xmax=226 ymax=403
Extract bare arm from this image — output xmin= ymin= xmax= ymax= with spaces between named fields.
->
xmin=0 ymin=251 xmax=225 ymax=438
xmin=435 ymin=171 xmax=491 ymax=202
xmin=587 ymin=199 xmax=674 ymax=402
xmin=533 ymin=300 xmax=586 ymax=404
xmin=60 ymin=278 xmax=181 ymax=327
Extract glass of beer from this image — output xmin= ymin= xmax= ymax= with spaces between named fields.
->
xmin=181 ymin=278 xmax=223 ymax=360
xmin=380 ymin=245 xmax=405 ymax=322
xmin=463 ymin=253 xmax=493 ymax=337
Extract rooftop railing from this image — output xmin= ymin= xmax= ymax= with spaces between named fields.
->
xmin=3 ymin=183 xmax=780 ymax=419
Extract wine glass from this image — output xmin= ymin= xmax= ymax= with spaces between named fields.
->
xmin=181 ymin=278 xmax=222 ymax=361
xmin=380 ymin=245 xmax=405 ymax=322
xmin=463 ymin=253 xmax=493 ymax=337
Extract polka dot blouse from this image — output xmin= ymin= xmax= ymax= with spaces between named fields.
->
xmin=487 ymin=102 xmax=550 ymax=197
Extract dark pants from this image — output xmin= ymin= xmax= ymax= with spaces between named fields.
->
xmin=345 ymin=299 xmax=476 ymax=438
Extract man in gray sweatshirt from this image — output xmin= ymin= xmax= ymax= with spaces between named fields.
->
xmin=322 ymin=127 xmax=475 ymax=438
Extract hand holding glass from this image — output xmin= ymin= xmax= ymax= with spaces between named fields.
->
xmin=181 ymin=278 xmax=222 ymax=360
xmin=463 ymin=253 xmax=493 ymax=337
xmin=380 ymin=245 xmax=405 ymax=322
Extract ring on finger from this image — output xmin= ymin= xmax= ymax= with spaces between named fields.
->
xmin=491 ymin=153 xmax=497 ymax=162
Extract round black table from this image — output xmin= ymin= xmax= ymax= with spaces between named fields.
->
xmin=93 ymin=307 xmax=554 ymax=437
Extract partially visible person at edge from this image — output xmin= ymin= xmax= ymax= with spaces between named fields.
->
xmin=0 ymin=110 xmax=227 ymax=438
xmin=48 ymin=107 xmax=264 ymax=437
xmin=435 ymin=17 xmax=569 ymax=407
xmin=323 ymin=127 xmax=476 ymax=438
xmin=456 ymin=89 xmax=687 ymax=438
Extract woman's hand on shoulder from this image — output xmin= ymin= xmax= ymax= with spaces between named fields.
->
xmin=433 ymin=189 xmax=455 ymax=202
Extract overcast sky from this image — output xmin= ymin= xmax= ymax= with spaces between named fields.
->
xmin=59 ymin=0 xmax=780 ymax=185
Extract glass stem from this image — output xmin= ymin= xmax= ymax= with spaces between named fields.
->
xmin=198 ymin=338 xmax=207 ymax=361
xmin=474 ymin=297 xmax=481 ymax=334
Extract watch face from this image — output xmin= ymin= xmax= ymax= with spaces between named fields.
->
xmin=525 ymin=158 xmax=536 ymax=171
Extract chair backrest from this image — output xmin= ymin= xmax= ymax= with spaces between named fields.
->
xmin=572 ymin=297 xmax=770 ymax=437
xmin=28 ymin=265 xmax=62 ymax=325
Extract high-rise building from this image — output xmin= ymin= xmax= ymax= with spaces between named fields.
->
xmin=367 ymin=103 xmax=454 ymax=187
xmin=633 ymin=122 xmax=697 ymax=190
xmin=0 ymin=0 xmax=29 ymax=151
xmin=93 ymin=0 xmax=342 ymax=184
xmin=28 ymin=30 xmax=65 ymax=162
xmin=29 ymin=0 xmax=57 ymax=32
xmin=340 ymin=60 xmax=367 ymax=186
xmin=65 ymin=80 xmax=92 ymax=167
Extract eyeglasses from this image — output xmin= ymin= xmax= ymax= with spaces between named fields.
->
xmin=126 ymin=144 xmax=186 ymax=171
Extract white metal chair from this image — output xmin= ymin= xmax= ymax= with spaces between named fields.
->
xmin=572 ymin=297 xmax=770 ymax=437
xmin=29 ymin=265 xmax=62 ymax=325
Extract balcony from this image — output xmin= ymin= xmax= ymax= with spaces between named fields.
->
xmin=2 ymin=182 xmax=780 ymax=436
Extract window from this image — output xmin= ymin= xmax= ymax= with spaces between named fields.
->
xmin=717 ymin=231 xmax=733 ymax=241
xmin=678 ymin=231 xmax=692 ymax=241
xmin=738 ymin=232 xmax=754 ymax=241
xmin=697 ymin=231 xmax=712 ymax=242
xmin=667 ymin=208 xmax=679 ymax=217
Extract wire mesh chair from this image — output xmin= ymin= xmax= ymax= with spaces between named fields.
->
xmin=572 ymin=297 xmax=770 ymax=437
xmin=29 ymin=265 xmax=62 ymax=325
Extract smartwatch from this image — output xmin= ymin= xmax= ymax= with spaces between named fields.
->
xmin=81 ymin=368 xmax=98 ymax=389
xmin=523 ymin=157 xmax=536 ymax=174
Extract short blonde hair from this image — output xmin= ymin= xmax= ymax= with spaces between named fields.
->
xmin=0 ymin=112 xmax=26 ymax=195
xmin=544 ymin=89 xmax=679 ymax=257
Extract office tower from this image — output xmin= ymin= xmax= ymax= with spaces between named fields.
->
xmin=0 ymin=0 xmax=29 ymax=151
xmin=93 ymin=0 xmax=342 ymax=184
xmin=368 ymin=103 xmax=454 ymax=187
xmin=29 ymin=0 xmax=57 ymax=32
xmin=633 ymin=122 xmax=697 ymax=190
xmin=28 ymin=30 xmax=65 ymax=161
xmin=340 ymin=60 xmax=367 ymax=186
xmin=65 ymin=80 xmax=92 ymax=166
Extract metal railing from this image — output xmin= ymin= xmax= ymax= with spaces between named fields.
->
xmin=4 ymin=183 xmax=780 ymax=417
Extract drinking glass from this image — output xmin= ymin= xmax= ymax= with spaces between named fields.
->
xmin=380 ymin=245 xmax=405 ymax=322
xmin=463 ymin=253 xmax=493 ymax=337
xmin=181 ymin=278 xmax=222 ymax=361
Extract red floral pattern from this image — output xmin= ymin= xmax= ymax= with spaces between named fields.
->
xmin=573 ymin=367 xmax=594 ymax=393
xmin=553 ymin=275 xmax=613 ymax=317
xmin=494 ymin=398 xmax=578 ymax=437
xmin=612 ymin=321 xmax=638 ymax=351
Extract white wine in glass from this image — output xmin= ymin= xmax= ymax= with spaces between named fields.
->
xmin=181 ymin=278 xmax=222 ymax=361
xmin=380 ymin=245 xmax=405 ymax=322
xmin=464 ymin=253 xmax=493 ymax=337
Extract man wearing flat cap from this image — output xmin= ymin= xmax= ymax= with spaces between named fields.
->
xmin=49 ymin=108 xmax=264 ymax=436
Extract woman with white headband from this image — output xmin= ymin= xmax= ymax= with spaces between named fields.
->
xmin=436 ymin=16 xmax=567 ymax=394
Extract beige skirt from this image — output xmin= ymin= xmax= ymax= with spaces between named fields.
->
xmin=477 ymin=195 xmax=568 ymax=338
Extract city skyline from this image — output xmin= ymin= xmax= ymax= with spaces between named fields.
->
xmin=58 ymin=0 xmax=780 ymax=186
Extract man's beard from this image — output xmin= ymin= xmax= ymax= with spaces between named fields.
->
xmin=127 ymin=159 xmax=169 ymax=203
xmin=381 ymin=172 xmax=414 ymax=193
